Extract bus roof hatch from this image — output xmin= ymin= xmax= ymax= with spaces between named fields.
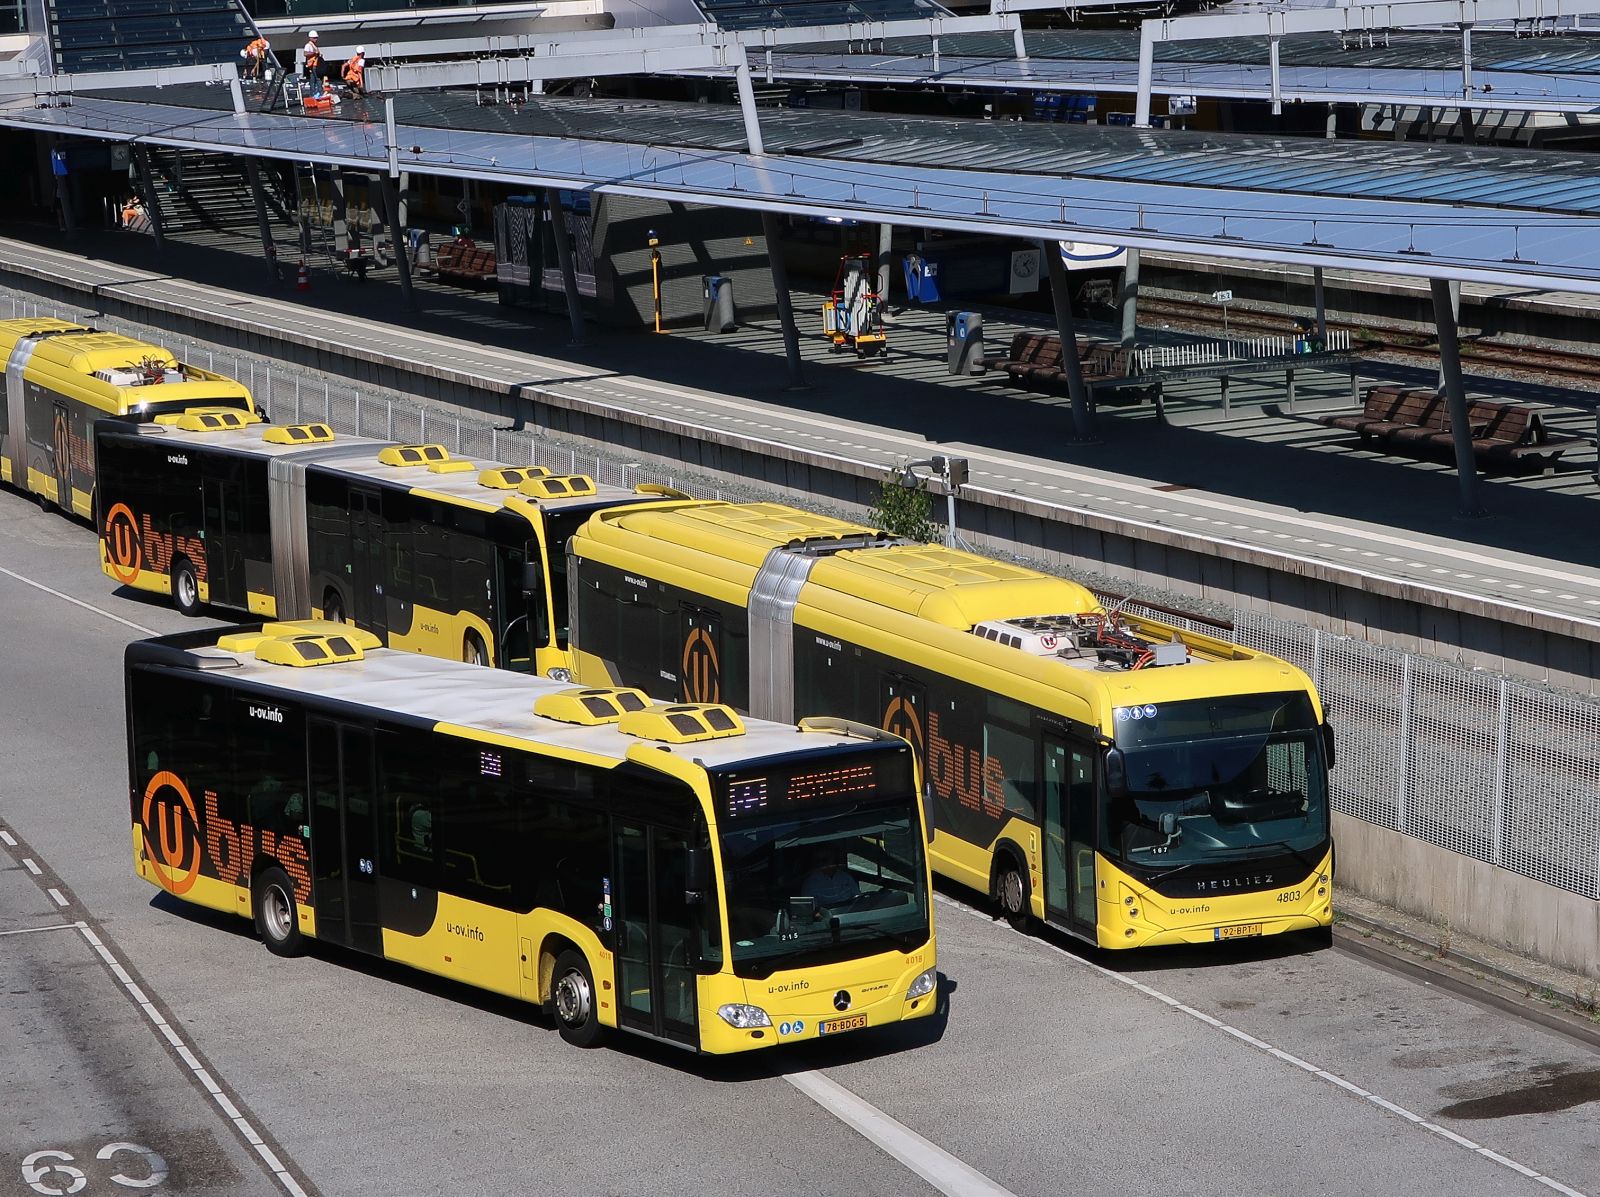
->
xmin=618 ymin=703 xmax=745 ymax=743
xmin=534 ymin=687 xmax=651 ymax=725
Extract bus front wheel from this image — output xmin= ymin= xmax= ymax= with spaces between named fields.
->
xmin=254 ymin=867 xmax=305 ymax=957
xmin=463 ymin=631 xmax=487 ymax=668
xmin=173 ymin=557 xmax=203 ymax=617
xmin=994 ymin=856 xmax=1033 ymax=933
xmin=550 ymin=949 xmax=605 ymax=1048
xmin=323 ymin=591 xmax=346 ymax=624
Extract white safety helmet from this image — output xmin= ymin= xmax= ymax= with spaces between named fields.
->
xmin=355 ymin=46 xmax=365 ymax=55
xmin=307 ymin=29 xmax=318 ymax=38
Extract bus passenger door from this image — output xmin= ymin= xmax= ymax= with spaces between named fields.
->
xmin=347 ymin=488 xmax=388 ymax=638
xmin=202 ymin=476 xmax=247 ymax=611
xmin=614 ymin=820 xmax=698 ymax=1046
xmin=1041 ymin=732 xmax=1097 ymax=938
xmin=309 ymin=720 xmax=384 ymax=955
xmin=679 ymin=607 xmax=722 ymax=705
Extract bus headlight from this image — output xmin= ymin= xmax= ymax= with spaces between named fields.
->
xmin=717 ymin=1003 xmax=772 ymax=1029
xmin=905 ymin=967 xmax=937 ymax=1000
xmin=546 ymin=667 xmax=573 ymax=683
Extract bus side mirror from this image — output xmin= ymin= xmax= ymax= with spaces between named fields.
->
xmin=685 ymin=846 xmax=707 ymax=905
xmin=1321 ymin=722 xmax=1336 ymax=771
xmin=1104 ymin=748 xmax=1128 ymax=799
xmin=520 ymin=562 xmax=542 ymax=596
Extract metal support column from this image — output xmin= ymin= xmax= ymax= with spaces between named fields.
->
xmin=376 ymin=175 xmax=415 ymax=310
xmin=1269 ymin=36 xmax=1282 ymax=115
xmin=764 ymin=212 xmax=806 ymax=390
xmin=245 ymin=159 xmax=279 ymax=285
xmin=1313 ymin=265 xmax=1327 ymax=338
xmin=1460 ymin=24 xmax=1476 ymax=143
xmin=1118 ymin=247 xmax=1141 ymax=348
xmin=1041 ymin=239 xmax=1096 ymax=442
xmin=876 ymin=221 xmax=893 ymax=313
xmin=1135 ymin=23 xmax=1155 ymax=126
xmin=131 ymin=144 xmax=166 ymax=254
xmin=1436 ymin=278 xmax=1459 ymax=389
xmin=331 ymin=170 xmax=348 ymax=257
xmin=1430 ymin=277 xmax=1485 ymax=518
xmin=547 ymin=188 xmax=585 ymax=346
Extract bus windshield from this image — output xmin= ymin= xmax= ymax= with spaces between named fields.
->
xmin=129 ymin=394 xmax=253 ymax=420
xmin=1105 ymin=691 xmax=1328 ymax=869
xmin=717 ymin=800 xmax=928 ymax=978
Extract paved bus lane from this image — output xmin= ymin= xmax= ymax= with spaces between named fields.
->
xmin=0 ymin=845 xmax=283 ymax=1197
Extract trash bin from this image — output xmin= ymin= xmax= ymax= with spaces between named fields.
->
xmin=946 ymin=310 xmax=984 ymax=376
xmin=902 ymin=253 xmax=941 ymax=305
xmin=702 ymin=274 xmax=736 ymax=333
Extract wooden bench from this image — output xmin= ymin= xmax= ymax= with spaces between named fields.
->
xmin=978 ymin=331 xmax=1119 ymax=390
xmin=434 ymin=240 xmax=498 ymax=287
xmin=1314 ymin=385 xmax=1585 ymax=473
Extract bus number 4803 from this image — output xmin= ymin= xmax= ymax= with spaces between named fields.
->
xmin=1275 ymin=890 xmax=1302 ymax=903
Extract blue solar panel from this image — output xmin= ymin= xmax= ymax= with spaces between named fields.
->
xmin=48 ymin=0 xmax=254 ymax=74
xmin=697 ymin=0 xmax=948 ymax=32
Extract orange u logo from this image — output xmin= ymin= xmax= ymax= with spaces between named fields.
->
xmin=141 ymin=771 xmax=201 ymax=895
xmin=681 ymin=626 xmax=721 ymax=704
xmin=105 ymin=502 xmax=143 ymax=585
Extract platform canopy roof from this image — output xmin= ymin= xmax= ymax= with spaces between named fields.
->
xmin=766 ymin=27 xmax=1600 ymax=110
xmin=8 ymin=87 xmax=1600 ymax=291
xmin=693 ymin=0 xmax=951 ymax=31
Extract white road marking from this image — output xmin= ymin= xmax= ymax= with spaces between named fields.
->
xmin=933 ymin=896 xmax=1590 ymax=1197
xmin=22 ymin=857 xmax=42 ymax=875
xmin=0 ymin=565 xmax=158 ymax=635
xmin=786 ymin=1070 xmax=1017 ymax=1197
xmin=47 ymin=887 xmax=68 ymax=907
xmin=0 ymin=922 xmax=79 ymax=938
xmin=0 ymin=830 xmax=16 ymax=846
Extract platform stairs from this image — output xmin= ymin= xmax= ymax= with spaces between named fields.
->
xmin=138 ymin=149 xmax=296 ymax=240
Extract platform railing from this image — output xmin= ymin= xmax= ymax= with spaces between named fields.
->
xmin=1132 ymin=327 xmax=1353 ymax=374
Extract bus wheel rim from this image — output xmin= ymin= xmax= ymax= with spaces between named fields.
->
xmin=263 ymin=883 xmax=293 ymax=940
xmin=555 ymin=969 xmax=591 ymax=1025
xmin=178 ymin=570 xmax=196 ymax=608
xmin=1002 ymin=870 xmax=1023 ymax=913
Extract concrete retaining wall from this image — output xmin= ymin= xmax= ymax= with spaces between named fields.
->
xmin=1334 ymin=812 xmax=1600 ymax=982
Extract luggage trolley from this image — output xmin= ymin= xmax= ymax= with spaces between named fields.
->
xmin=822 ymin=254 xmax=887 ymax=359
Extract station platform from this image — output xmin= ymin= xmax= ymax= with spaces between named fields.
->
xmin=2 ymin=224 xmax=1597 ymax=692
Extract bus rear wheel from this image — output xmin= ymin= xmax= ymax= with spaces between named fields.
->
xmin=254 ymin=867 xmax=305 ymax=957
xmin=463 ymin=631 xmax=487 ymax=667
xmin=550 ymin=949 xmax=605 ymax=1048
xmin=173 ymin=557 xmax=203 ymax=617
xmin=995 ymin=857 xmax=1033 ymax=932
xmin=323 ymin=591 xmax=346 ymax=624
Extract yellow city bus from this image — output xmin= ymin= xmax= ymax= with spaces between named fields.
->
xmin=0 ymin=318 xmax=254 ymax=518
xmin=95 ymin=415 xmax=677 ymax=677
xmin=126 ymin=620 xmax=937 ymax=1053
xmin=568 ymin=502 xmax=1335 ymax=950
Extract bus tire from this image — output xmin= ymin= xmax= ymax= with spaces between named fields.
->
xmin=173 ymin=556 xmax=204 ymax=617
xmin=323 ymin=590 xmax=346 ymax=624
xmin=994 ymin=853 xmax=1033 ymax=933
xmin=550 ymin=949 xmax=605 ymax=1048
xmin=463 ymin=631 xmax=487 ymax=668
xmin=253 ymin=867 xmax=305 ymax=958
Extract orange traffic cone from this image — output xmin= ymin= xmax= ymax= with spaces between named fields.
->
xmin=296 ymin=259 xmax=309 ymax=292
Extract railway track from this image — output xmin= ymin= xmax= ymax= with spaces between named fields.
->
xmin=1139 ymin=295 xmax=1600 ymax=386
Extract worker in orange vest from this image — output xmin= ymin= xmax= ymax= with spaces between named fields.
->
xmin=342 ymin=47 xmax=366 ymax=97
xmin=302 ymin=30 xmax=322 ymax=90
xmin=242 ymin=35 xmax=269 ymax=80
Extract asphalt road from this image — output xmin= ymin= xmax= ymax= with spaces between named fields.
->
xmin=1 ymin=486 xmax=1596 ymax=1197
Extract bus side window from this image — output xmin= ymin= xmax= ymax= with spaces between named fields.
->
xmin=380 ymin=735 xmax=438 ymax=890
xmin=983 ymin=695 xmax=1038 ymax=823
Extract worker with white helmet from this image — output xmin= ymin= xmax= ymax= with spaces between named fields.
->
xmin=301 ymin=30 xmax=322 ymax=85
xmin=342 ymin=45 xmax=367 ymax=97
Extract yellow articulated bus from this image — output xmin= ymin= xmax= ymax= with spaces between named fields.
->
xmin=95 ymin=414 xmax=678 ymax=677
xmin=568 ymin=502 xmax=1335 ymax=951
xmin=126 ymin=620 xmax=937 ymax=1053
xmin=0 ymin=318 xmax=255 ymax=518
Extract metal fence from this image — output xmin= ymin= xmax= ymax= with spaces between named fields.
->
xmin=8 ymin=289 xmax=1599 ymax=902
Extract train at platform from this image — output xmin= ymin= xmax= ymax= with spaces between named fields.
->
xmin=0 ymin=318 xmax=255 ymax=519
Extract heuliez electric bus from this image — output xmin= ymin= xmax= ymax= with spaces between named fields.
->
xmin=0 ymin=318 xmax=255 ymax=517
xmin=126 ymin=620 xmax=937 ymax=1054
xmin=95 ymin=413 xmax=675 ymax=676
xmin=568 ymin=502 xmax=1335 ymax=950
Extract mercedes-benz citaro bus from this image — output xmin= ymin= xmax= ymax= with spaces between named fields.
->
xmin=126 ymin=620 xmax=937 ymax=1053
xmin=0 ymin=318 xmax=255 ymax=518
xmin=567 ymin=501 xmax=1336 ymax=951
xmin=95 ymin=414 xmax=679 ymax=678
